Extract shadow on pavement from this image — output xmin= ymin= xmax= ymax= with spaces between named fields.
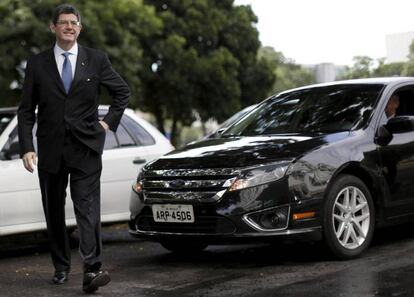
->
xmin=0 ymin=222 xmax=414 ymax=263
xmin=0 ymin=223 xmax=133 ymax=259
xmin=133 ymin=222 xmax=414 ymax=268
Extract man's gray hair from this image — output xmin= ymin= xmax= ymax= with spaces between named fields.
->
xmin=52 ymin=4 xmax=81 ymax=25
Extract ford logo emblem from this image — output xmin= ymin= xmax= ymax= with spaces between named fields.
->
xmin=169 ymin=179 xmax=186 ymax=189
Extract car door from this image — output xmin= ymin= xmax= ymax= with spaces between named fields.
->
xmin=100 ymin=114 xmax=153 ymax=222
xmin=0 ymin=117 xmax=77 ymax=235
xmin=377 ymin=86 xmax=414 ymax=217
xmin=0 ymin=120 xmax=43 ymax=233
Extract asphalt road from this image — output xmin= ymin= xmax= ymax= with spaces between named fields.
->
xmin=1 ymin=223 xmax=414 ymax=297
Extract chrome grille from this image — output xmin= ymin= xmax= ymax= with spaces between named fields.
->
xmin=144 ymin=168 xmax=239 ymax=177
xmin=141 ymin=168 xmax=240 ymax=203
xmin=143 ymin=179 xmax=227 ymax=190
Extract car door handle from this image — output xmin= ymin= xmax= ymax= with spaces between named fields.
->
xmin=133 ymin=158 xmax=147 ymax=164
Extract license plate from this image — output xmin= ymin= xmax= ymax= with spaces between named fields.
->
xmin=152 ymin=204 xmax=195 ymax=223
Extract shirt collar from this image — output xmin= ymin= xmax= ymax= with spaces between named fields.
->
xmin=54 ymin=43 xmax=78 ymax=57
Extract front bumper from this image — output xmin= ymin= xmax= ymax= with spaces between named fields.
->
xmin=128 ymin=180 xmax=323 ymax=244
xmin=128 ymin=223 xmax=322 ymax=244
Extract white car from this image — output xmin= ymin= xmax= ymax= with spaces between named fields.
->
xmin=0 ymin=106 xmax=173 ymax=236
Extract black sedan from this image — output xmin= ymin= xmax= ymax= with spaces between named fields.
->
xmin=129 ymin=77 xmax=414 ymax=259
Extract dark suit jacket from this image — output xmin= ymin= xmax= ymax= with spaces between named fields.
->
xmin=17 ymin=45 xmax=130 ymax=173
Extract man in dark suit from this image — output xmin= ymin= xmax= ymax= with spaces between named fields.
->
xmin=17 ymin=4 xmax=129 ymax=293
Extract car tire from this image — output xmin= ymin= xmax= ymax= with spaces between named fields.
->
xmin=322 ymin=174 xmax=375 ymax=259
xmin=160 ymin=241 xmax=208 ymax=254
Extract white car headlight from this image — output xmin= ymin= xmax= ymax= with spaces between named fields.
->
xmin=228 ymin=161 xmax=291 ymax=192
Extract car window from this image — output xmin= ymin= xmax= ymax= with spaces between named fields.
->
xmin=104 ymin=130 xmax=118 ymax=150
xmin=98 ymin=111 xmax=119 ymax=150
xmin=0 ymin=124 xmax=37 ymax=161
xmin=122 ymin=114 xmax=155 ymax=146
xmin=99 ymin=112 xmax=140 ymax=150
xmin=116 ymin=124 xmax=136 ymax=147
xmin=3 ymin=111 xmax=154 ymax=154
xmin=0 ymin=133 xmax=19 ymax=160
xmin=0 ymin=113 xmax=14 ymax=135
xmin=223 ymin=84 xmax=385 ymax=136
xmin=379 ymin=86 xmax=414 ymax=126
xmin=393 ymin=87 xmax=414 ymax=116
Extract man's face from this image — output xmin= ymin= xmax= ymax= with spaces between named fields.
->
xmin=50 ymin=13 xmax=82 ymax=46
xmin=385 ymin=97 xmax=400 ymax=118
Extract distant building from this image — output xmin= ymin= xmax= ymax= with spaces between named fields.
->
xmin=302 ymin=63 xmax=346 ymax=83
xmin=385 ymin=31 xmax=414 ymax=63
xmin=314 ymin=63 xmax=336 ymax=83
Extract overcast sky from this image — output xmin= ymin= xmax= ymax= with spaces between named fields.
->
xmin=235 ymin=0 xmax=414 ymax=66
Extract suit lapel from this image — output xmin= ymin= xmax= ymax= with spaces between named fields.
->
xmin=43 ymin=48 xmax=66 ymax=94
xmin=69 ymin=45 xmax=88 ymax=94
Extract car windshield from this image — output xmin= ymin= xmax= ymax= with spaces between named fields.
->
xmin=222 ymin=84 xmax=384 ymax=136
xmin=0 ymin=112 xmax=15 ymax=135
xmin=219 ymin=104 xmax=257 ymax=129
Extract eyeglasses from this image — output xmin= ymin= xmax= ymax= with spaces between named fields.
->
xmin=55 ymin=20 xmax=80 ymax=27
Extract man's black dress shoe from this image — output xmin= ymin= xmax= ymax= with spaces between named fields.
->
xmin=52 ymin=271 xmax=69 ymax=284
xmin=83 ymin=270 xmax=110 ymax=293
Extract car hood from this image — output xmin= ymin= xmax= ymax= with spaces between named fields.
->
xmin=145 ymin=132 xmax=350 ymax=170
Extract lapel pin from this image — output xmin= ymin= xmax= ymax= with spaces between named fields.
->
xmin=82 ymin=62 xmax=85 ymax=66
xmin=87 ymin=78 xmax=91 ymax=82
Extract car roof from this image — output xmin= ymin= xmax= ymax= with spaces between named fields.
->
xmin=0 ymin=106 xmax=134 ymax=115
xmin=0 ymin=107 xmax=18 ymax=114
xmin=277 ymin=77 xmax=414 ymax=95
xmin=97 ymin=105 xmax=135 ymax=115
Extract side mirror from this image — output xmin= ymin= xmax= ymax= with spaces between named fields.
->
xmin=206 ymin=128 xmax=225 ymax=139
xmin=385 ymin=116 xmax=414 ymax=134
xmin=375 ymin=125 xmax=393 ymax=146
xmin=216 ymin=128 xmax=226 ymax=135
xmin=375 ymin=116 xmax=414 ymax=146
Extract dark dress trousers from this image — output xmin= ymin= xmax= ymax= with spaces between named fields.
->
xmin=17 ymin=45 xmax=130 ymax=272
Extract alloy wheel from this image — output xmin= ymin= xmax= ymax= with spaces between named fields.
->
xmin=332 ymin=186 xmax=370 ymax=249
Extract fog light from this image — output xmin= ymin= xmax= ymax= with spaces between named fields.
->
xmin=243 ymin=205 xmax=290 ymax=231
xmin=259 ymin=212 xmax=288 ymax=229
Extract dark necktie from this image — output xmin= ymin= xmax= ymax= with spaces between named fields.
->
xmin=62 ymin=52 xmax=72 ymax=94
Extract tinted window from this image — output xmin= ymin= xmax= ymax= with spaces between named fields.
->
xmin=224 ymin=84 xmax=384 ymax=136
xmin=393 ymin=87 xmax=414 ymax=116
xmin=116 ymin=124 xmax=136 ymax=147
xmin=0 ymin=124 xmax=37 ymax=160
xmin=0 ymin=113 xmax=15 ymax=135
xmin=104 ymin=130 xmax=118 ymax=150
xmin=379 ymin=87 xmax=414 ymax=126
xmin=122 ymin=115 xmax=155 ymax=146
xmin=98 ymin=111 xmax=119 ymax=150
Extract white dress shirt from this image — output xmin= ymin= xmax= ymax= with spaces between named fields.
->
xmin=53 ymin=43 xmax=78 ymax=79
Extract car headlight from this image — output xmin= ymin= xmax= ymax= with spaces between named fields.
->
xmin=228 ymin=161 xmax=291 ymax=192
xmin=132 ymin=171 xmax=143 ymax=194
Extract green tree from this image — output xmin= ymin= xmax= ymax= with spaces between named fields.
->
xmin=340 ymin=56 xmax=374 ymax=79
xmin=0 ymin=0 xmax=160 ymax=107
xmin=259 ymin=46 xmax=315 ymax=94
xmin=1 ymin=0 xmax=275 ymax=146
xmin=340 ymin=56 xmax=405 ymax=79
xmin=224 ymin=4 xmax=275 ymax=107
xmin=141 ymin=0 xmax=274 ymax=145
xmin=373 ymin=58 xmax=404 ymax=77
xmin=402 ymin=40 xmax=414 ymax=76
